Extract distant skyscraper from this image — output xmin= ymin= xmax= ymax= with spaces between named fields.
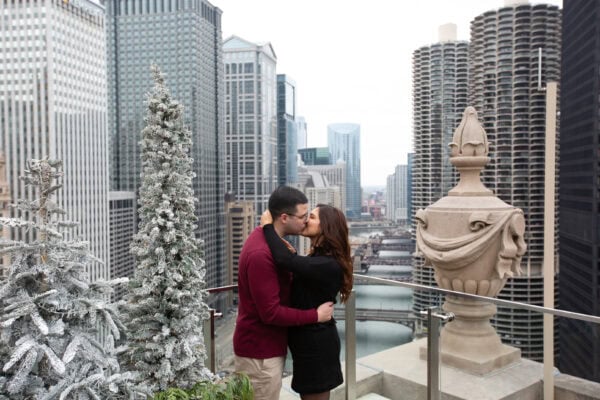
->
xmin=469 ymin=1 xmax=561 ymax=362
xmin=298 ymin=147 xmax=331 ymax=166
xmin=296 ymin=116 xmax=308 ymax=150
xmin=109 ymin=192 xmax=136 ymax=301
xmin=106 ymin=0 xmax=226 ymax=288
xmin=224 ymin=36 xmax=278 ymax=219
xmin=559 ymin=0 xmax=600 ymax=383
xmin=0 ymin=0 xmax=109 ymax=281
xmin=411 ymin=24 xmax=469 ymax=320
xmin=298 ymin=161 xmax=347 ymax=214
xmin=225 ymin=199 xmax=254 ymax=286
xmin=328 ymin=123 xmax=361 ymax=218
xmin=295 ymin=170 xmax=343 ymax=255
xmin=386 ymin=165 xmax=408 ymax=222
xmin=277 ymin=74 xmax=298 ymax=186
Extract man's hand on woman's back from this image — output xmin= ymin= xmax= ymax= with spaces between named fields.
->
xmin=316 ymin=301 xmax=334 ymax=322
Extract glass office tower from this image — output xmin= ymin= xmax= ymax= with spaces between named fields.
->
xmin=559 ymin=0 xmax=600 ymax=383
xmin=328 ymin=123 xmax=361 ymax=218
xmin=277 ymin=74 xmax=298 ymax=186
xmin=106 ymin=0 xmax=226 ymax=288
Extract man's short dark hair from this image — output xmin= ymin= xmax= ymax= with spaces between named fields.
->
xmin=268 ymin=186 xmax=308 ymax=219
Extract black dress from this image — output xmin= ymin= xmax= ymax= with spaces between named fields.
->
xmin=263 ymin=224 xmax=344 ymax=395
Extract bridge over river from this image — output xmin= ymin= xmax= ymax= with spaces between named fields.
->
xmin=353 ymin=274 xmax=412 ymax=285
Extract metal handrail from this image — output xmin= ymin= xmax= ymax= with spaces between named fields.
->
xmin=203 ymin=284 xmax=237 ymax=372
xmin=344 ymin=290 xmax=356 ymax=400
xmin=205 ymin=276 xmax=600 ymax=399
xmin=341 ymin=273 xmax=600 ymax=400
xmin=353 ymin=274 xmax=600 ymax=325
xmin=207 ymin=284 xmax=237 ymax=294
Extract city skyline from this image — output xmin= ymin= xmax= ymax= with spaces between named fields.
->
xmin=216 ymin=0 xmax=562 ymax=186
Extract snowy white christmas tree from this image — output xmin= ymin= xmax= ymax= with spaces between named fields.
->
xmin=0 ymin=158 xmax=141 ymax=399
xmin=124 ymin=65 xmax=211 ymax=393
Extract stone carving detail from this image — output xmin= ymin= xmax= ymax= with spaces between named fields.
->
xmin=416 ymin=209 xmax=526 ymax=285
xmin=449 ymin=107 xmax=489 ymax=157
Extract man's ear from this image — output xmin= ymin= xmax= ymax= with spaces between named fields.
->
xmin=279 ymin=213 xmax=289 ymax=224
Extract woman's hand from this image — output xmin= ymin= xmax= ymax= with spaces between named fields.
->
xmin=260 ymin=210 xmax=273 ymax=226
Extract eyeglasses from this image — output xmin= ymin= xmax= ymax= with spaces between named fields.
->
xmin=288 ymin=212 xmax=309 ymax=222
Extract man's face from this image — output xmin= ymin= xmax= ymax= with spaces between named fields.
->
xmin=283 ymin=203 xmax=309 ymax=235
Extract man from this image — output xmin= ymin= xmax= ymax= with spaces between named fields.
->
xmin=233 ymin=186 xmax=333 ymax=399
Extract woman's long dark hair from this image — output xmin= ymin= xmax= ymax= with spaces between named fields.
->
xmin=310 ymin=204 xmax=353 ymax=303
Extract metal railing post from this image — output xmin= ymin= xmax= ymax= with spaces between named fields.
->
xmin=427 ymin=307 xmax=441 ymax=400
xmin=420 ymin=307 xmax=454 ymax=400
xmin=345 ymin=290 xmax=356 ymax=400
xmin=204 ymin=284 xmax=237 ymax=374
xmin=203 ymin=308 xmax=216 ymax=373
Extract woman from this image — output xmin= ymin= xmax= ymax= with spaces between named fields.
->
xmin=262 ymin=204 xmax=353 ymax=400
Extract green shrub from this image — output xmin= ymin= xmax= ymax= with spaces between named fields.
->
xmin=153 ymin=373 xmax=253 ymax=400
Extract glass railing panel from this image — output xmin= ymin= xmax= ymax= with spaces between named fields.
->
xmin=207 ymin=275 xmax=600 ymax=399
xmin=204 ymin=285 xmax=237 ymax=375
xmin=337 ymin=279 xmax=414 ymax=363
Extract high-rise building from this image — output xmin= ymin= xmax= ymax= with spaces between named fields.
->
xmin=298 ymin=161 xmax=347 ymax=214
xmin=386 ymin=165 xmax=408 ymax=223
xmin=297 ymin=116 xmax=308 ymax=150
xmin=407 ymin=152 xmax=414 ymax=227
xmin=225 ymin=199 xmax=254 ymax=286
xmin=0 ymin=152 xmax=10 ymax=278
xmin=295 ymin=170 xmax=343 ymax=255
xmin=224 ymin=36 xmax=278 ymax=220
xmin=559 ymin=0 xmax=600 ymax=383
xmin=0 ymin=0 xmax=109 ymax=282
xmin=469 ymin=0 xmax=561 ymax=361
xmin=277 ymin=74 xmax=298 ymax=186
xmin=327 ymin=123 xmax=361 ymax=218
xmin=299 ymin=147 xmax=331 ymax=166
xmin=411 ymin=24 xmax=469 ymax=320
xmin=109 ymin=192 xmax=136 ymax=301
xmin=106 ymin=0 xmax=226 ymax=288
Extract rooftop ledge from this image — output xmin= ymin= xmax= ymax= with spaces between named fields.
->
xmin=280 ymin=339 xmax=600 ymax=400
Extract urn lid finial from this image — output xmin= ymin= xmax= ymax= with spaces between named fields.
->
xmin=449 ymin=107 xmax=489 ymax=158
xmin=448 ymin=107 xmax=492 ymax=196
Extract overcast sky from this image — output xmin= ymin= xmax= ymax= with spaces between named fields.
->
xmin=213 ymin=0 xmax=562 ymax=186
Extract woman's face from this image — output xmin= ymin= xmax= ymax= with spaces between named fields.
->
xmin=301 ymin=207 xmax=321 ymax=238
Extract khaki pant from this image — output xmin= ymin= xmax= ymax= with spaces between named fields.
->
xmin=234 ymin=355 xmax=285 ymax=400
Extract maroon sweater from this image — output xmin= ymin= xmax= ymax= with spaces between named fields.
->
xmin=233 ymin=227 xmax=317 ymax=359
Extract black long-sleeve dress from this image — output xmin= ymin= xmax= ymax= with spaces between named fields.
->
xmin=263 ymin=224 xmax=344 ymax=394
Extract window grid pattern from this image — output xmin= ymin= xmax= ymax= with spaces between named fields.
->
xmin=109 ymin=192 xmax=136 ymax=301
xmin=223 ymin=37 xmax=278 ymax=221
xmin=106 ymin=0 xmax=226 ymax=288
xmin=327 ymin=124 xmax=361 ymax=218
xmin=558 ymin=0 xmax=600 ymax=382
xmin=468 ymin=3 xmax=562 ymax=362
xmin=411 ymin=39 xmax=469 ymax=324
xmin=0 ymin=0 xmax=109 ymax=283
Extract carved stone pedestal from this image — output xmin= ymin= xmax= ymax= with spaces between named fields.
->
xmin=388 ymin=340 xmax=543 ymax=400
xmin=438 ymin=296 xmax=520 ymax=375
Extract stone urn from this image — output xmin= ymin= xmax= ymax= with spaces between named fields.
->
xmin=415 ymin=107 xmax=527 ymax=375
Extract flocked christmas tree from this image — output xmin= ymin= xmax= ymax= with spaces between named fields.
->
xmin=0 ymin=158 xmax=142 ymax=399
xmin=124 ymin=65 xmax=211 ymax=393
